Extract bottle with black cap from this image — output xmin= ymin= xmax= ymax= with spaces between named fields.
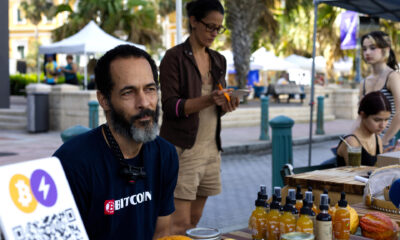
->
xmin=295 ymin=185 xmax=303 ymax=213
xmin=274 ymin=186 xmax=284 ymax=212
xmin=307 ymin=186 xmax=318 ymax=214
xmin=333 ymin=192 xmax=350 ymax=240
xmin=316 ymin=194 xmax=332 ymax=240
xmin=260 ymin=185 xmax=270 ymax=213
xmin=267 ymin=192 xmax=281 ymax=240
xmin=288 ymin=188 xmax=299 ymax=219
xmin=323 ymin=188 xmax=335 ymax=219
xmin=279 ymin=189 xmax=296 ymax=234
xmin=296 ymin=197 xmax=313 ymax=234
xmin=249 ymin=185 xmax=269 ymax=240
xmin=305 ymin=191 xmax=317 ymax=236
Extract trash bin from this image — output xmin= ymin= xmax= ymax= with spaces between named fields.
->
xmin=26 ymin=83 xmax=51 ymax=133
xmin=27 ymin=93 xmax=49 ymax=132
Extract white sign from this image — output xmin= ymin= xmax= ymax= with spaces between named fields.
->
xmin=0 ymin=157 xmax=89 ymax=240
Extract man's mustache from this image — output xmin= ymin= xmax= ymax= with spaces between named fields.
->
xmin=130 ymin=108 xmax=157 ymax=122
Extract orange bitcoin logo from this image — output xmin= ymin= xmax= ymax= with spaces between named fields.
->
xmin=9 ymin=174 xmax=38 ymax=213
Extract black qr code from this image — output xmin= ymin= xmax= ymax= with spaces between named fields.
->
xmin=12 ymin=208 xmax=85 ymax=240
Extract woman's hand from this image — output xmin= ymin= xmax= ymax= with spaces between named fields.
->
xmin=211 ymin=90 xmax=239 ymax=112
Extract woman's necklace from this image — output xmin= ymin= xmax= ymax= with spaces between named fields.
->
xmin=370 ymin=66 xmax=388 ymax=91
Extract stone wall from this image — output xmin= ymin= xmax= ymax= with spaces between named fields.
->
xmin=38 ymin=83 xmax=359 ymax=131
xmin=48 ymin=84 xmax=106 ymax=131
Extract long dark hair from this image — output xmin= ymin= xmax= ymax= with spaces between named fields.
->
xmin=186 ymin=0 xmax=224 ymax=32
xmin=358 ymin=91 xmax=391 ymax=117
xmin=361 ymin=31 xmax=399 ymax=71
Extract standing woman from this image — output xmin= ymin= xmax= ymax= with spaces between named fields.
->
xmin=360 ymin=31 xmax=400 ymax=147
xmin=159 ymin=0 xmax=239 ymax=234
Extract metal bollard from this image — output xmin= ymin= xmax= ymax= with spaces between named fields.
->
xmin=269 ymin=115 xmax=294 ymax=187
xmin=88 ymin=100 xmax=99 ymax=129
xmin=259 ymin=96 xmax=270 ymax=140
xmin=316 ymin=96 xmax=325 ymax=135
xmin=60 ymin=125 xmax=91 ymax=143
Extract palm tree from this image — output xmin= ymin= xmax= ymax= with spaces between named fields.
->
xmin=20 ymin=0 xmax=55 ymax=78
xmin=52 ymin=0 xmax=162 ymax=51
xmin=225 ymin=0 xmax=265 ymax=90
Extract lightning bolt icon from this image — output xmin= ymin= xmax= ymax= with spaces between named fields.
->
xmin=38 ymin=176 xmax=50 ymax=200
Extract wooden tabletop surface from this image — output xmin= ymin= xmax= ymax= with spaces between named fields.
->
xmin=284 ymin=166 xmax=376 ymax=195
xmin=352 ymin=202 xmax=400 ymax=225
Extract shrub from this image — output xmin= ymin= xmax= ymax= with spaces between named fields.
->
xmin=10 ymin=72 xmax=85 ymax=95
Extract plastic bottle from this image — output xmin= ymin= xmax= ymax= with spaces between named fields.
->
xmin=288 ymin=189 xmax=299 ymax=219
xmin=295 ymin=185 xmax=303 ymax=213
xmin=274 ymin=186 xmax=284 ymax=212
xmin=307 ymin=186 xmax=318 ymax=214
xmin=333 ymin=192 xmax=350 ymax=240
xmin=267 ymin=194 xmax=281 ymax=240
xmin=316 ymin=194 xmax=332 ymax=240
xmin=304 ymin=191 xmax=317 ymax=237
xmin=296 ymin=199 xmax=314 ymax=234
xmin=249 ymin=186 xmax=269 ymax=240
xmin=323 ymin=189 xmax=335 ymax=219
xmin=279 ymin=193 xmax=296 ymax=234
xmin=260 ymin=185 xmax=270 ymax=213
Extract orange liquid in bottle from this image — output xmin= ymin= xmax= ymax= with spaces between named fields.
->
xmin=296 ymin=214 xmax=313 ymax=234
xmin=267 ymin=208 xmax=280 ymax=240
xmin=333 ymin=207 xmax=350 ymax=240
xmin=279 ymin=211 xmax=296 ymax=234
xmin=295 ymin=200 xmax=303 ymax=213
xmin=334 ymin=192 xmax=350 ymax=240
xmin=249 ymin=206 xmax=268 ymax=240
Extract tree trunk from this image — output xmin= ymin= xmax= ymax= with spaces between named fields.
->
xmin=226 ymin=0 xmax=263 ymax=91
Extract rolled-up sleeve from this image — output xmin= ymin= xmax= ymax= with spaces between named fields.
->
xmin=160 ymin=50 xmax=187 ymax=119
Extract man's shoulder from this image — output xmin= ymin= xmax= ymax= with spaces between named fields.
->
xmin=150 ymin=136 xmax=176 ymax=152
xmin=53 ymin=126 xmax=102 ymax=161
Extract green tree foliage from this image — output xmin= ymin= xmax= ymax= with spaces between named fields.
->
xmin=52 ymin=0 xmax=162 ymax=51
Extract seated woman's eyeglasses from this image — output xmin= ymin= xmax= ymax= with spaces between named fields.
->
xmin=199 ymin=20 xmax=226 ymax=34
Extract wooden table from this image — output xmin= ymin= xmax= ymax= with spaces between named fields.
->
xmin=352 ymin=202 xmax=400 ymax=225
xmin=284 ymin=166 xmax=376 ymax=206
xmin=221 ymin=228 xmax=372 ymax=239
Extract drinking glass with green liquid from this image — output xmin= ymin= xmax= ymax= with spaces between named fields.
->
xmin=347 ymin=146 xmax=361 ymax=167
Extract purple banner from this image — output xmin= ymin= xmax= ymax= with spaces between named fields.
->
xmin=340 ymin=11 xmax=358 ymax=50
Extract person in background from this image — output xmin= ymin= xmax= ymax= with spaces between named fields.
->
xmin=44 ymin=55 xmax=59 ymax=85
xmin=159 ymin=0 xmax=239 ymax=234
xmin=360 ymin=31 xmax=400 ymax=149
xmin=53 ymin=45 xmax=178 ymax=239
xmin=336 ymin=91 xmax=391 ymax=166
xmin=87 ymin=58 xmax=98 ymax=90
xmin=60 ymin=54 xmax=78 ymax=85
xmin=277 ymin=72 xmax=289 ymax=85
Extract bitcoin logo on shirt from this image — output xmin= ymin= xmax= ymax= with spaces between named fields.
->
xmin=9 ymin=174 xmax=38 ymax=213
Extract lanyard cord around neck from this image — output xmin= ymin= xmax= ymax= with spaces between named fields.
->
xmin=102 ymin=124 xmax=146 ymax=184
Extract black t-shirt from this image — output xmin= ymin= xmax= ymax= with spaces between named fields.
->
xmin=53 ymin=126 xmax=179 ymax=239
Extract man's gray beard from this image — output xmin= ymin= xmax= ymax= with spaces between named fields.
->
xmin=108 ymin=103 xmax=159 ymax=143
xmin=130 ymin=122 xmax=158 ymax=143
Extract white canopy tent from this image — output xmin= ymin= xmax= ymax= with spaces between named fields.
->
xmin=285 ymin=54 xmax=326 ymax=72
xmin=39 ymin=20 xmax=145 ymax=88
xmin=220 ymin=50 xmax=263 ymax=73
xmin=252 ymin=47 xmax=299 ymax=71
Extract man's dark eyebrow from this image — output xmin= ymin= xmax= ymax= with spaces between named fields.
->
xmin=119 ymin=83 xmax=157 ymax=94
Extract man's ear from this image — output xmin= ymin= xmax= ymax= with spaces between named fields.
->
xmin=97 ymin=90 xmax=111 ymax=111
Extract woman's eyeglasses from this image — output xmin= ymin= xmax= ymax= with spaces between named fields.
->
xmin=199 ymin=20 xmax=226 ymax=34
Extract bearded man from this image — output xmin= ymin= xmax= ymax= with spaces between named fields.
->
xmin=53 ymin=45 xmax=178 ymax=240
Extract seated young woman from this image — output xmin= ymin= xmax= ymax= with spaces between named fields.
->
xmin=337 ymin=91 xmax=391 ymax=166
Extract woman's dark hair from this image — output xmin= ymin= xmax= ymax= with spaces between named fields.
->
xmin=95 ymin=44 xmax=158 ymax=100
xmin=358 ymin=91 xmax=391 ymax=117
xmin=186 ymin=0 xmax=224 ymax=32
xmin=361 ymin=31 xmax=399 ymax=71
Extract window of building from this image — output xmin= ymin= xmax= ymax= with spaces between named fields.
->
xmin=14 ymin=6 xmax=26 ymax=24
xmin=17 ymin=46 xmax=25 ymax=59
